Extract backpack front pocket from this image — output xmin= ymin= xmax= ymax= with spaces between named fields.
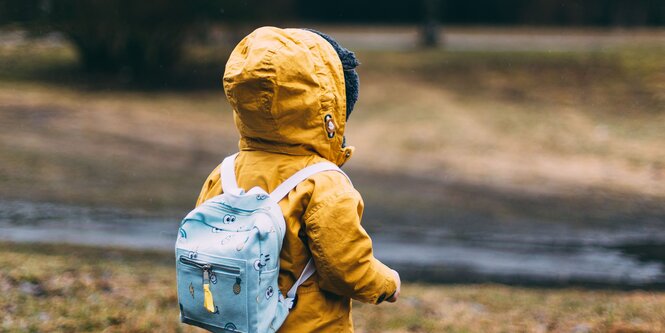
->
xmin=177 ymin=254 xmax=248 ymax=333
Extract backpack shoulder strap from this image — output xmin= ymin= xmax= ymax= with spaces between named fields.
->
xmin=284 ymin=258 xmax=316 ymax=309
xmin=270 ymin=162 xmax=351 ymax=203
xmin=219 ymin=153 xmax=240 ymax=194
xmin=221 ymin=153 xmax=351 ymax=198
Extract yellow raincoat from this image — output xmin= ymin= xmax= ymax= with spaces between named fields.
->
xmin=196 ymin=27 xmax=397 ymax=332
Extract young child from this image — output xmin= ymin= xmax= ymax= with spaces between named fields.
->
xmin=195 ymin=27 xmax=400 ymax=332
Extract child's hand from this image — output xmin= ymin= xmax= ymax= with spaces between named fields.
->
xmin=386 ymin=269 xmax=401 ymax=303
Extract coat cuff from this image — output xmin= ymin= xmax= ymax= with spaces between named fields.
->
xmin=371 ymin=259 xmax=397 ymax=304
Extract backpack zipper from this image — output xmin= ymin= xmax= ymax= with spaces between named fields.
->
xmin=179 ymin=256 xmax=241 ymax=276
xmin=214 ymin=201 xmax=267 ymax=216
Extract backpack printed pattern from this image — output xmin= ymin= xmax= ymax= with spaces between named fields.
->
xmin=176 ymin=153 xmax=348 ymax=333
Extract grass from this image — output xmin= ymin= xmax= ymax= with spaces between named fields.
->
xmin=1 ymin=242 xmax=664 ymax=333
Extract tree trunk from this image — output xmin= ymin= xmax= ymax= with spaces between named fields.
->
xmin=421 ymin=0 xmax=441 ymax=48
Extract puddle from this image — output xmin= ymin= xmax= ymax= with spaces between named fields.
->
xmin=2 ymin=200 xmax=664 ymax=288
xmin=373 ymin=234 xmax=665 ymax=288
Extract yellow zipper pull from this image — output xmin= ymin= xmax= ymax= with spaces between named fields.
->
xmin=202 ymin=266 xmax=216 ymax=313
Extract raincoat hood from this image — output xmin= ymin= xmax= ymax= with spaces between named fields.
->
xmin=223 ymin=27 xmax=354 ymax=166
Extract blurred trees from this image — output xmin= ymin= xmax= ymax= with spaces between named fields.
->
xmin=0 ymin=0 xmax=249 ymax=76
xmin=422 ymin=0 xmax=441 ymax=47
xmin=295 ymin=0 xmax=665 ymax=26
xmin=51 ymin=1 xmax=199 ymax=75
xmin=1 ymin=0 xmax=663 ymax=77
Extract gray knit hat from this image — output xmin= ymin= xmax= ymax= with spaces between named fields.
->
xmin=304 ymin=29 xmax=359 ymax=120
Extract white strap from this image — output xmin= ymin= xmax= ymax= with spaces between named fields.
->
xmin=284 ymin=258 xmax=316 ymax=309
xmin=270 ymin=162 xmax=351 ymax=203
xmin=220 ymin=153 xmax=350 ymax=198
xmin=220 ymin=153 xmax=240 ymax=194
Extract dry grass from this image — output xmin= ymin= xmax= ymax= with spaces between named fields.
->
xmin=0 ymin=82 xmax=234 ymax=211
xmin=349 ymin=49 xmax=665 ymax=198
xmin=1 ymin=242 xmax=664 ymax=333
xmin=355 ymin=284 xmax=665 ymax=333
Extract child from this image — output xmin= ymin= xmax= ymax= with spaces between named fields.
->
xmin=195 ymin=27 xmax=400 ymax=332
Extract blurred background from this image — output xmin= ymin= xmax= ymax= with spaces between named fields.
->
xmin=1 ymin=0 xmax=664 ymax=332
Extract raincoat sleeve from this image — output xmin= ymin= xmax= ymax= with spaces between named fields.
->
xmin=303 ymin=172 xmax=398 ymax=304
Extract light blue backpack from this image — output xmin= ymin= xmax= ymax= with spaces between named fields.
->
xmin=175 ymin=153 xmax=348 ymax=333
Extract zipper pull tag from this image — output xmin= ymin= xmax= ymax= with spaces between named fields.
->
xmin=233 ymin=277 xmax=242 ymax=294
xmin=202 ymin=266 xmax=216 ymax=313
